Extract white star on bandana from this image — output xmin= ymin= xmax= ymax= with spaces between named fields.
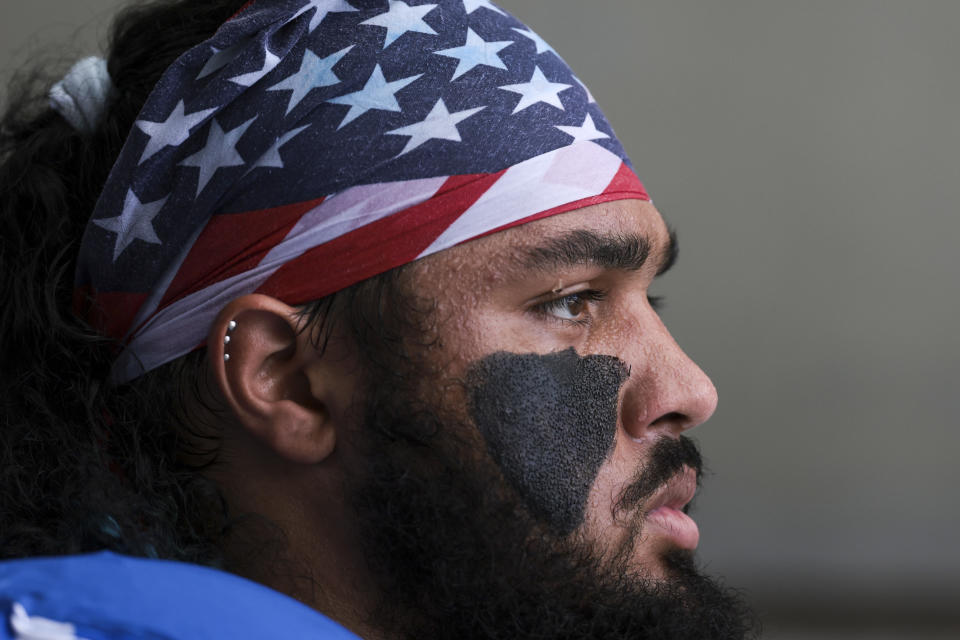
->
xmin=555 ymin=113 xmax=609 ymax=143
xmin=268 ymin=46 xmax=353 ymax=115
xmin=499 ymin=65 xmax=571 ymax=114
xmin=361 ymin=0 xmax=439 ymax=49
xmin=328 ymin=64 xmax=423 ymax=128
xmin=93 ymin=189 xmax=167 ymax=262
xmin=434 ymin=28 xmax=514 ymax=80
xmin=179 ymin=117 xmax=257 ymax=195
xmin=135 ymin=101 xmax=217 ymax=164
xmin=386 ymin=99 xmax=485 ymax=156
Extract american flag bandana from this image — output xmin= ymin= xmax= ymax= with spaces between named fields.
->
xmin=74 ymin=0 xmax=649 ymax=383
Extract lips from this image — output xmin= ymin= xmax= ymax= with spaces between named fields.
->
xmin=643 ymin=466 xmax=700 ymax=549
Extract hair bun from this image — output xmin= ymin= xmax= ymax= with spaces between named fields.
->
xmin=48 ymin=56 xmax=114 ymax=134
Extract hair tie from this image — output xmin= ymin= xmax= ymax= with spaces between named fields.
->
xmin=49 ymin=56 xmax=114 ymax=134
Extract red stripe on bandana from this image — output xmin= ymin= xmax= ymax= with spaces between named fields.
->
xmin=258 ymin=171 xmax=505 ymax=304
xmin=159 ymin=197 xmax=325 ymax=310
xmin=74 ymin=287 xmax=149 ymax=342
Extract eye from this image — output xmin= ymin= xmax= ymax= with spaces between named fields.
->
xmin=533 ymin=290 xmax=607 ymax=326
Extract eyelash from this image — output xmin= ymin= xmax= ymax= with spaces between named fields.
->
xmin=532 ymin=290 xmax=665 ymax=326
xmin=531 ymin=290 xmax=607 ymax=326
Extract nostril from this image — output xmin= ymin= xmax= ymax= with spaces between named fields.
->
xmin=650 ymin=411 xmax=687 ymax=430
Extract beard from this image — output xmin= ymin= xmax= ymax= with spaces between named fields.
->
xmin=344 ymin=355 xmax=758 ymax=640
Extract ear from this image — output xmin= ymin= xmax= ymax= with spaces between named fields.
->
xmin=208 ymin=294 xmax=347 ymax=464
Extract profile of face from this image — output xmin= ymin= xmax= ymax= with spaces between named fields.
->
xmin=406 ymin=197 xmax=715 ymax=567
xmin=210 ymin=198 xmax=754 ymax=639
xmin=324 ymin=198 xmax=754 ymax=639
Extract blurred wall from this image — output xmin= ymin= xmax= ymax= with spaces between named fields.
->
xmin=3 ymin=1 xmax=959 ymax=637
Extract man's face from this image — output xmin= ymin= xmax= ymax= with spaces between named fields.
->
xmin=400 ymin=198 xmax=717 ymax=574
xmin=339 ymin=198 xmax=753 ymax=639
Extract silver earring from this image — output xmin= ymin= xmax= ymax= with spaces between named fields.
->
xmin=224 ymin=320 xmax=237 ymax=362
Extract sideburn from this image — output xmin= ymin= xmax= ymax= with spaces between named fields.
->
xmin=465 ymin=348 xmax=629 ymax=535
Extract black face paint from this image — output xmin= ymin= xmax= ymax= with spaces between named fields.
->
xmin=466 ymin=348 xmax=629 ymax=534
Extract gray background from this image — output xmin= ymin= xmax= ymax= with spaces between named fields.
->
xmin=3 ymin=1 xmax=958 ymax=638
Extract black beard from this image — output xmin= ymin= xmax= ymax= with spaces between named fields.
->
xmin=346 ymin=361 xmax=758 ymax=640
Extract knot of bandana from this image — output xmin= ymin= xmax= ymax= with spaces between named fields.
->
xmin=74 ymin=0 xmax=649 ymax=383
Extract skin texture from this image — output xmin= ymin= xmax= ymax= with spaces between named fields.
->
xmin=206 ymin=198 xmax=723 ymax=635
xmin=466 ymin=349 xmax=628 ymax=534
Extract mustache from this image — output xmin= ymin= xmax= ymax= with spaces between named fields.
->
xmin=614 ymin=436 xmax=704 ymax=516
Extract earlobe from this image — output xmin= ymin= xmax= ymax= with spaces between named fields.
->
xmin=209 ymin=294 xmax=338 ymax=464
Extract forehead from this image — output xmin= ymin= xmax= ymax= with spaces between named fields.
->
xmin=415 ymin=199 xmax=672 ymax=282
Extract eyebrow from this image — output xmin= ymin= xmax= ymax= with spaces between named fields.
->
xmin=518 ymin=228 xmax=678 ymax=276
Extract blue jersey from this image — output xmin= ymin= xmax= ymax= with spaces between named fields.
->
xmin=0 ymin=552 xmax=358 ymax=639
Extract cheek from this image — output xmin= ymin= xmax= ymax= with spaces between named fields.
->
xmin=466 ymin=348 xmax=628 ymax=535
xmin=581 ymin=438 xmax=642 ymax=536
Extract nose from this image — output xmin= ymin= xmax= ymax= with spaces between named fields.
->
xmin=619 ymin=319 xmax=718 ymax=440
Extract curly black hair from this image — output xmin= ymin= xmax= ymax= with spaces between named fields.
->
xmin=0 ymin=0 xmax=419 ymax=567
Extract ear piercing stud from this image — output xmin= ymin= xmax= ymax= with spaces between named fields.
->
xmin=223 ymin=319 xmax=237 ymax=362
